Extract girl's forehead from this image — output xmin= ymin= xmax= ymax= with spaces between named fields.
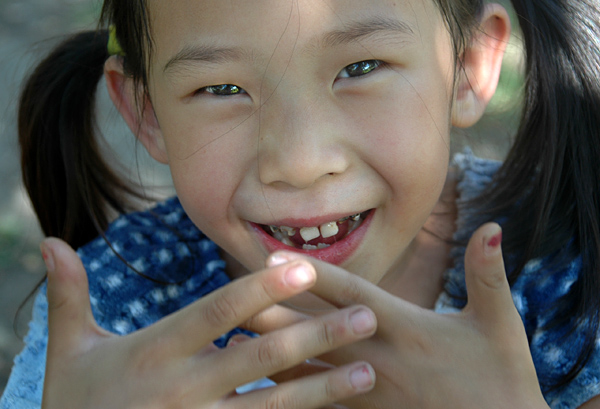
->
xmin=148 ymin=0 xmax=441 ymax=65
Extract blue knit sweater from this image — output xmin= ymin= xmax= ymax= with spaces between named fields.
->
xmin=2 ymin=152 xmax=599 ymax=408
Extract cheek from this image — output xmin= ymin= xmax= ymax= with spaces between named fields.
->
xmin=159 ymin=120 xmax=257 ymax=235
xmin=350 ymin=75 xmax=452 ymax=224
xmin=169 ymin=155 xmax=231 ymax=231
xmin=353 ymin=78 xmax=451 ymax=183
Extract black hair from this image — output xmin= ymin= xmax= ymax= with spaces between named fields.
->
xmin=18 ymin=30 xmax=144 ymax=249
xmin=18 ymin=0 xmax=600 ymax=394
xmin=470 ymin=0 xmax=600 ymax=392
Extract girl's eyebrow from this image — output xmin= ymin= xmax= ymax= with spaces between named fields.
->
xmin=319 ymin=16 xmax=416 ymax=49
xmin=162 ymin=16 xmax=415 ymax=76
xmin=163 ymin=46 xmax=250 ymax=75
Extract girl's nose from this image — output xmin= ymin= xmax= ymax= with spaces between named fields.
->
xmin=257 ymin=97 xmax=350 ymax=189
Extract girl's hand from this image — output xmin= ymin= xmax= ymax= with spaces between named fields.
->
xmin=246 ymin=223 xmax=550 ymax=409
xmin=40 ymin=238 xmax=376 ymax=409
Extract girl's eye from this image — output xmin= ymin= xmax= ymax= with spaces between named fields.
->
xmin=198 ymin=84 xmax=246 ymax=96
xmin=337 ymin=60 xmax=382 ymax=79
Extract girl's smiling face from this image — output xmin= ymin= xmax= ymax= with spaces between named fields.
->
xmin=140 ymin=0 xmax=457 ymax=285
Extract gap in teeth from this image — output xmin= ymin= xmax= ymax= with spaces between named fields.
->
xmin=271 ymin=230 xmax=296 ymax=247
xmin=269 ymin=212 xmax=365 ymax=245
xmin=281 ymin=226 xmax=296 ymax=236
xmin=270 ymin=225 xmax=297 ymax=237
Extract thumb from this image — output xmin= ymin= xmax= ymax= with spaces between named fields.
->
xmin=41 ymin=238 xmax=99 ymax=353
xmin=463 ymin=223 xmax=516 ymax=327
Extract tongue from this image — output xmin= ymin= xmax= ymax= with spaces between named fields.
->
xmin=289 ymin=222 xmax=351 ymax=247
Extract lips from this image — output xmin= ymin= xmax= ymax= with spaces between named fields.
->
xmin=250 ymin=210 xmax=374 ymax=265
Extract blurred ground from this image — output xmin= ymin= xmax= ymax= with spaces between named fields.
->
xmin=0 ymin=0 xmax=523 ymax=396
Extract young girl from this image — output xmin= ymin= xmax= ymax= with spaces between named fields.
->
xmin=2 ymin=0 xmax=600 ymax=407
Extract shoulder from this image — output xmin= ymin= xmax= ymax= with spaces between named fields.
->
xmin=436 ymin=152 xmax=600 ymax=408
xmin=435 ymin=149 xmax=502 ymax=311
xmin=451 ymin=149 xmax=502 ymax=241
xmin=76 ymin=197 xmax=231 ymax=335
xmin=452 ymin=148 xmax=502 ymax=201
xmin=0 ymin=198 xmax=239 ymax=407
xmin=525 ymin=255 xmax=600 ymax=408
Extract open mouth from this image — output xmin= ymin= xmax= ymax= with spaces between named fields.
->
xmin=261 ymin=210 xmax=371 ymax=250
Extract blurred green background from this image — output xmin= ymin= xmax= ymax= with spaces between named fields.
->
xmin=0 ymin=0 xmax=523 ymax=395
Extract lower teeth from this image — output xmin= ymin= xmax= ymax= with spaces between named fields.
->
xmin=301 ymin=243 xmax=331 ymax=250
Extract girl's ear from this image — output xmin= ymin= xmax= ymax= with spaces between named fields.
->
xmin=104 ymin=56 xmax=169 ymax=164
xmin=452 ymin=4 xmax=512 ymax=128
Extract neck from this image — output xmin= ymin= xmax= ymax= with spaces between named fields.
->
xmin=380 ymin=170 xmax=458 ymax=309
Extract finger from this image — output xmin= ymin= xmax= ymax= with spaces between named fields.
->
xmin=268 ymin=252 xmax=399 ymax=322
xmin=227 ymin=333 xmax=253 ymax=347
xmin=463 ymin=223 xmax=516 ymax=327
xmin=242 ymin=304 xmax=309 ymax=334
xmin=269 ymin=358 xmax=335 ymax=384
xmin=41 ymin=238 xmax=102 ymax=355
xmin=227 ymin=362 xmax=375 ymax=409
xmin=148 ymin=259 xmax=318 ymax=357
xmin=205 ymin=305 xmax=376 ymax=395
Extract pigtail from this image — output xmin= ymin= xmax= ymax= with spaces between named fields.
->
xmin=19 ymin=30 xmax=142 ymax=249
xmin=478 ymin=0 xmax=600 ymax=391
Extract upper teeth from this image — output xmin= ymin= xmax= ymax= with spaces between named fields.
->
xmin=281 ymin=226 xmax=296 ymax=236
xmin=319 ymin=221 xmax=339 ymax=238
xmin=269 ymin=212 xmax=363 ymax=244
xmin=299 ymin=226 xmax=320 ymax=242
xmin=298 ymin=222 xmax=340 ymax=242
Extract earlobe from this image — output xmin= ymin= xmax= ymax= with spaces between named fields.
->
xmin=104 ymin=56 xmax=169 ymax=164
xmin=452 ymin=4 xmax=512 ymax=128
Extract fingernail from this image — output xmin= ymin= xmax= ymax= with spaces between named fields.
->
xmin=350 ymin=308 xmax=376 ymax=335
xmin=350 ymin=364 xmax=375 ymax=390
xmin=484 ymin=225 xmax=502 ymax=256
xmin=227 ymin=334 xmax=250 ymax=348
xmin=40 ymin=241 xmax=55 ymax=273
xmin=285 ymin=263 xmax=315 ymax=289
xmin=268 ymin=251 xmax=301 ymax=267
xmin=267 ymin=252 xmax=292 ymax=267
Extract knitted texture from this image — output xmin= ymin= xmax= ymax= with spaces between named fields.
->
xmin=2 ymin=152 xmax=599 ymax=408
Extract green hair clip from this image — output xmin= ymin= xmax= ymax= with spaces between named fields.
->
xmin=107 ymin=25 xmax=125 ymax=56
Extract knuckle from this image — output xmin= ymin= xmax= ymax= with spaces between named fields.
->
xmin=241 ymin=313 xmax=261 ymax=330
xmin=257 ymin=274 xmax=281 ymax=305
xmin=202 ymin=292 xmax=242 ymax=327
xmin=46 ymin=295 xmax=69 ymax=313
xmin=338 ymin=280 xmax=363 ymax=305
xmin=479 ymin=268 xmax=507 ymax=290
xmin=255 ymin=336 xmax=291 ymax=370
xmin=263 ymin=390 xmax=298 ymax=409
xmin=412 ymin=333 xmax=435 ymax=358
xmin=402 ymin=323 xmax=436 ymax=358
xmin=317 ymin=320 xmax=341 ymax=348
xmin=323 ymin=377 xmax=338 ymax=401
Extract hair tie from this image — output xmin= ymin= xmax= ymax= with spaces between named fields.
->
xmin=107 ymin=25 xmax=125 ymax=56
